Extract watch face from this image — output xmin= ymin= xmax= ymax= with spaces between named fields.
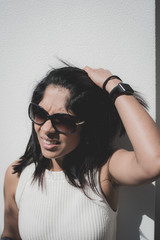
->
xmin=110 ymin=83 xmax=134 ymax=102
xmin=118 ymin=83 xmax=134 ymax=93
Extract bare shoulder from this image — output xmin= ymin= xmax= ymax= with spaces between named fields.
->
xmin=2 ymin=160 xmax=22 ymax=239
xmin=110 ymin=148 xmax=132 ymax=159
xmin=108 ymin=148 xmax=148 ymax=186
xmin=99 ymin=149 xmax=134 ymax=210
xmin=4 ymin=160 xmax=21 ymax=197
xmin=101 ymin=149 xmax=135 ymax=184
xmin=101 ymin=149 xmax=130 ymax=175
xmin=99 ymin=152 xmax=124 ymax=211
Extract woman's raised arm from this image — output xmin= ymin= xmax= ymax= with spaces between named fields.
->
xmin=84 ymin=66 xmax=160 ymax=185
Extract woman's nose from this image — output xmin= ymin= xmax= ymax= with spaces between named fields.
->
xmin=40 ymin=119 xmax=56 ymax=133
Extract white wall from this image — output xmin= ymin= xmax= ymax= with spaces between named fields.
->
xmin=0 ymin=0 xmax=155 ymax=239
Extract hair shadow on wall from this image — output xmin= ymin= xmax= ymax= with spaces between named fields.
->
xmin=115 ymin=134 xmax=155 ymax=240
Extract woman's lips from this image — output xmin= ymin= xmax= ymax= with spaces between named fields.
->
xmin=41 ymin=138 xmax=60 ymax=150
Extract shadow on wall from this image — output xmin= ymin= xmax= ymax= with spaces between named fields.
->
xmin=115 ymin=135 xmax=155 ymax=240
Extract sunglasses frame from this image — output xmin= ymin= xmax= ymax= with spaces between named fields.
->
xmin=28 ymin=102 xmax=85 ymax=134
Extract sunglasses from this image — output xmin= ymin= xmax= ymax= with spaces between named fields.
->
xmin=28 ymin=102 xmax=85 ymax=134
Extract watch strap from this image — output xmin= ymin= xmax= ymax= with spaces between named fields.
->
xmin=110 ymin=83 xmax=134 ymax=102
xmin=102 ymin=75 xmax=122 ymax=91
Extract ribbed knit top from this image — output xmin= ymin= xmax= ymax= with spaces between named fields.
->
xmin=15 ymin=163 xmax=117 ymax=240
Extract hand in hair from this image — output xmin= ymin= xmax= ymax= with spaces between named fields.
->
xmin=83 ymin=66 xmax=121 ymax=92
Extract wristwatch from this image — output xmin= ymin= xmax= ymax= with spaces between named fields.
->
xmin=110 ymin=83 xmax=134 ymax=102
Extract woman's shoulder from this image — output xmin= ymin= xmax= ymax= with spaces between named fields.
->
xmin=4 ymin=160 xmax=21 ymax=199
xmin=2 ymin=160 xmax=23 ymax=239
xmin=99 ymin=149 xmax=128 ymax=211
xmin=101 ymin=148 xmax=136 ymax=186
xmin=5 ymin=160 xmax=35 ymax=195
xmin=101 ymin=148 xmax=131 ymax=175
xmin=5 ymin=160 xmax=21 ymax=181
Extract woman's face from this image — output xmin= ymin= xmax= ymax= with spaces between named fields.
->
xmin=34 ymin=84 xmax=82 ymax=164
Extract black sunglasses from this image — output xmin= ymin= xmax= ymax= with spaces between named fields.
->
xmin=28 ymin=103 xmax=85 ymax=134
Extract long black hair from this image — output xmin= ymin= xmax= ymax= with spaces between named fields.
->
xmin=13 ymin=66 xmax=147 ymax=193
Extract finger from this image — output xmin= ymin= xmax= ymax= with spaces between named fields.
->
xmin=83 ymin=66 xmax=93 ymax=72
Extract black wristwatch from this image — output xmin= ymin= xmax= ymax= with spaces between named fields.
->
xmin=110 ymin=83 xmax=134 ymax=102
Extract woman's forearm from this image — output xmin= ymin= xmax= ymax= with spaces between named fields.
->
xmin=116 ymin=95 xmax=160 ymax=161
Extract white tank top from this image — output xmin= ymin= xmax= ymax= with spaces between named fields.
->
xmin=15 ymin=163 xmax=117 ymax=240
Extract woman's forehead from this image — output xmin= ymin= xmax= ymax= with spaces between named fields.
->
xmin=43 ymin=84 xmax=70 ymax=98
xmin=39 ymin=85 xmax=71 ymax=113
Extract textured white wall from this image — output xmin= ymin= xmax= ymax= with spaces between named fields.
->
xmin=0 ymin=0 xmax=155 ymax=239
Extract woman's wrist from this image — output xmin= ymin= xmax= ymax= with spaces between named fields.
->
xmin=104 ymin=78 xmax=122 ymax=93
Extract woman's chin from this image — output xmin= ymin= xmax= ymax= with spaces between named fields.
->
xmin=41 ymin=148 xmax=58 ymax=159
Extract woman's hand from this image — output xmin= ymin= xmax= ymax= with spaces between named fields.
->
xmin=83 ymin=66 xmax=121 ymax=93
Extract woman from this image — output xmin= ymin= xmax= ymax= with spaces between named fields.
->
xmin=1 ymin=65 xmax=160 ymax=240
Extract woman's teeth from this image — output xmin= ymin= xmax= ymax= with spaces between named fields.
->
xmin=44 ymin=139 xmax=51 ymax=144
xmin=43 ymin=139 xmax=58 ymax=145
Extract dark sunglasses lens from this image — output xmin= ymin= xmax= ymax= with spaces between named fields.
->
xmin=52 ymin=114 xmax=76 ymax=134
xmin=29 ymin=104 xmax=47 ymax=125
